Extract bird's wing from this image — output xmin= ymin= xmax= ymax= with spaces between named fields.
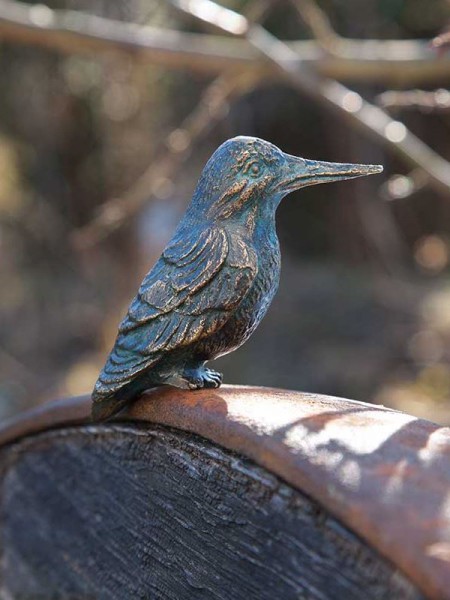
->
xmin=94 ymin=225 xmax=257 ymax=397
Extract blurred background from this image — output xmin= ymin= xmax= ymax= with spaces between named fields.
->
xmin=1 ymin=0 xmax=450 ymax=423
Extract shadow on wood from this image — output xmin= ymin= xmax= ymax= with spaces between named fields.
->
xmin=0 ymin=385 xmax=448 ymax=599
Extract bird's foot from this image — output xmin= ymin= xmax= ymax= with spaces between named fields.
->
xmin=183 ymin=366 xmax=223 ymax=390
xmin=203 ymin=368 xmax=223 ymax=388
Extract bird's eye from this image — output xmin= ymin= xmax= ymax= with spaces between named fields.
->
xmin=241 ymin=158 xmax=262 ymax=177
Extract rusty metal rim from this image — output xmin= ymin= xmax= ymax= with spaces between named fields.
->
xmin=0 ymin=384 xmax=449 ymax=600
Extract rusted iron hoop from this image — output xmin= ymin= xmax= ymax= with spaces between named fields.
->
xmin=0 ymin=385 xmax=448 ymax=599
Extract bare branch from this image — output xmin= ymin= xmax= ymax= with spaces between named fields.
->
xmin=71 ymin=71 xmax=262 ymax=249
xmin=173 ymin=0 xmax=450 ymax=198
xmin=377 ymin=89 xmax=450 ymax=113
xmin=431 ymin=30 xmax=450 ymax=54
xmin=0 ymin=0 xmax=254 ymax=73
xmin=291 ymin=0 xmax=341 ymax=53
xmin=0 ymin=0 xmax=449 ymax=85
xmin=71 ymin=0 xmax=272 ymax=247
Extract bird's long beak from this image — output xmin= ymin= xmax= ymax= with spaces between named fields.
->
xmin=279 ymin=154 xmax=383 ymax=193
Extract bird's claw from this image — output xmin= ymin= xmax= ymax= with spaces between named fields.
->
xmin=184 ymin=367 xmax=222 ymax=390
xmin=204 ymin=368 xmax=223 ymax=387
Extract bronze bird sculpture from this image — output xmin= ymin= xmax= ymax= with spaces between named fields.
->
xmin=92 ymin=136 xmax=382 ymax=420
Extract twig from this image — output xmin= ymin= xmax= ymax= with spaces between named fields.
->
xmin=173 ymin=0 xmax=450 ymax=198
xmin=377 ymin=89 xmax=450 ymax=113
xmin=0 ymin=0 xmax=252 ymax=73
xmin=291 ymin=0 xmax=341 ymax=53
xmin=71 ymin=0 xmax=272 ymax=247
xmin=71 ymin=71 xmax=262 ymax=248
xmin=431 ymin=30 xmax=450 ymax=55
xmin=289 ymin=0 xmax=407 ymax=272
xmin=0 ymin=0 xmax=449 ymax=84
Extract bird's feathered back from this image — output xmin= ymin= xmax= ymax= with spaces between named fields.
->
xmin=92 ymin=223 xmax=257 ymax=417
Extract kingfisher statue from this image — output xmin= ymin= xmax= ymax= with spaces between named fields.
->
xmin=92 ymin=136 xmax=382 ymax=420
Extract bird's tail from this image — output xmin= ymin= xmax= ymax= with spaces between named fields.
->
xmin=91 ymin=377 xmax=139 ymax=421
xmin=91 ymin=394 xmax=129 ymax=422
xmin=91 ymin=378 xmax=156 ymax=421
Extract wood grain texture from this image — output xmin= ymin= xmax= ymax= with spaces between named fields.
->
xmin=0 ymin=423 xmax=422 ymax=600
xmin=0 ymin=385 xmax=449 ymax=598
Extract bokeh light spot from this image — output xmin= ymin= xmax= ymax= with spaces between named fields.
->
xmin=385 ymin=121 xmax=407 ymax=143
xmin=414 ymin=235 xmax=449 ymax=273
xmin=341 ymin=91 xmax=363 ymax=113
xmin=387 ymin=174 xmax=414 ymax=199
xmin=29 ymin=4 xmax=54 ymax=27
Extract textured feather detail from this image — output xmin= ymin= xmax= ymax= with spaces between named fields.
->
xmin=92 ymin=225 xmax=257 ymax=404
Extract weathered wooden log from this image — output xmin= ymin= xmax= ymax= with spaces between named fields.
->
xmin=0 ymin=385 xmax=448 ymax=599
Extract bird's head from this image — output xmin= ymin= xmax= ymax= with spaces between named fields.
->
xmin=190 ymin=136 xmax=382 ymax=224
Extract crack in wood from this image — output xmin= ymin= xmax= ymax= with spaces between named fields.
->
xmin=0 ymin=424 xmax=423 ymax=599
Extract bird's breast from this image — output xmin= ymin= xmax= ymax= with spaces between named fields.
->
xmin=201 ymin=229 xmax=281 ymax=359
xmin=239 ymin=233 xmax=281 ymax=330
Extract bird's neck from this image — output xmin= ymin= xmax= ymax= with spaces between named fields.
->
xmin=253 ymin=207 xmax=279 ymax=249
xmin=247 ymin=196 xmax=279 ymax=239
xmin=223 ymin=202 xmax=279 ymax=253
xmin=186 ymin=189 xmax=281 ymax=241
